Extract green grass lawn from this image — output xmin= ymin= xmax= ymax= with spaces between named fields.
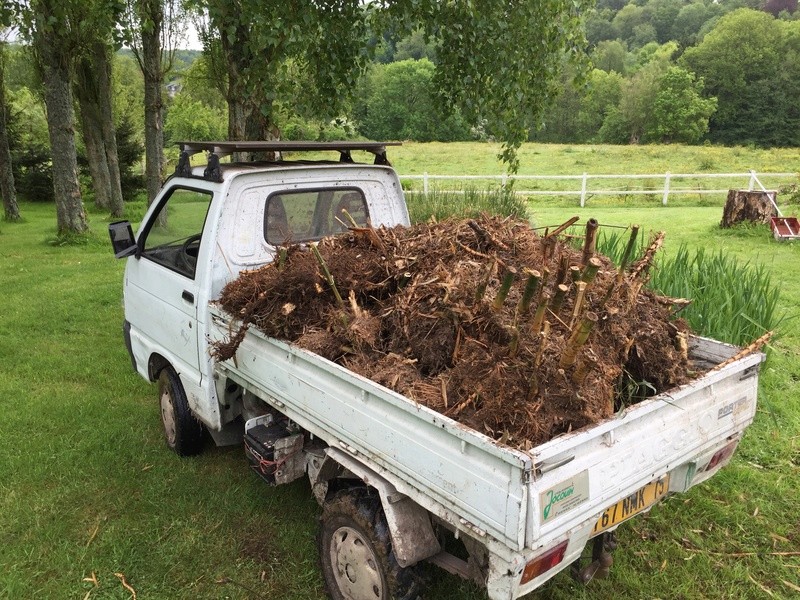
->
xmin=1 ymin=143 xmax=799 ymax=599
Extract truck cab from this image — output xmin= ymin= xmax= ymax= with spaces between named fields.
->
xmin=110 ymin=142 xmax=409 ymax=450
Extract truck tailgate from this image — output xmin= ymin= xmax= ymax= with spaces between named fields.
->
xmin=526 ymin=336 xmax=763 ymax=547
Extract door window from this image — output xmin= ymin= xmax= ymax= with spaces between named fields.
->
xmin=140 ymin=188 xmax=214 ymax=279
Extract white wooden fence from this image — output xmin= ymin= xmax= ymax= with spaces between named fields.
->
xmin=400 ymin=170 xmax=797 ymax=207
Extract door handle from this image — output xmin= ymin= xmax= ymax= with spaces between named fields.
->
xmin=182 ymin=290 xmax=195 ymax=304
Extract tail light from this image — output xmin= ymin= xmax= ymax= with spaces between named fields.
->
xmin=520 ymin=540 xmax=569 ymax=584
xmin=704 ymin=439 xmax=739 ymax=472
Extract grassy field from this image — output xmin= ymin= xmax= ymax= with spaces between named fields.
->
xmin=1 ymin=142 xmax=799 ymax=599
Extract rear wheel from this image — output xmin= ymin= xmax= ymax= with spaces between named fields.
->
xmin=318 ymin=489 xmax=425 ymax=600
xmin=157 ymin=366 xmax=204 ymax=456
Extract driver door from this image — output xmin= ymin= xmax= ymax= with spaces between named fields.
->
xmin=125 ymin=186 xmax=214 ymax=379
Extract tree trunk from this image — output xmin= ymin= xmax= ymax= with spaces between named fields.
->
xmin=91 ymin=41 xmax=123 ymax=217
xmin=141 ymin=0 xmax=165 ymax=206
xmin=75 ymin=42 xmax=124 ymax=217
xmin=76 ymin=73 xmax=114 ymax=212
xmin=720 ymin=189 xmax=777 ymax=228
xmin=37 ymin=35 xmax=87 ymax=234
xmin=0 ymin=47 xmax=20 ymax=221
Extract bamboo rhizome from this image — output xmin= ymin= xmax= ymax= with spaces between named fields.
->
xmin=571 ymin=355 xmax=596 ymax=385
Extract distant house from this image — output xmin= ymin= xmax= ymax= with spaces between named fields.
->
xmin=166 ymin=82 xmax=182 ymax=98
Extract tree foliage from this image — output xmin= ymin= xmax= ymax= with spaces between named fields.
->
xmin=354 ymin=59 xmax=469 ymax=142
xmin=682 ymin=9 xmax=800 ymax=146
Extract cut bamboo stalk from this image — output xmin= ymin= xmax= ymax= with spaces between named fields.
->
xmin=542 ymin=236 xmax=557 ymax=261
xmin=517 ymin=269 xmax=541 ymax=315
xmin=469 ymin=219 xmax=510 ymax=250
xmin=508 ymin=326 xmax=520 ymax=358
xmin=340 ymin=208 xmax=359 ymax=228
xmin=570 ymin=281 xmax=588 ymax=328
xmin=475 ymin=259 xmax=496 ymax=302
xmin=570 ymin=266 xmax=581 ymax=282
xmin=618 ymin=224 xmax=640 ymax=274
xmin=530 ymin=321 xmax=551 ymax=399
xmin=581 ymin=256 xmax=602 ymax=284
xmin=544 ymin=215 xmax=580 ymax=239
xmin=710 ymin=331 xmax=773 ymax=372
xmin=492 ymin=267 xmax=517 ymax=312
xmin=311 ymin=244 xmax=345 ymax=309
xmin=676 ymin=331 xmax=689 ymax=363
xmin=550 ymin=284 xmax=569 ymax=313
xmin=629 ymin=231 xmax=666 ymax=281
xmin=531 ymin=293 xmax=550 ymax=335
xmin=554 ymin=254 xmax=569 ymax=287
xmin=581 ymin=218 xmax=599 ymax=266
xmin=560 ymin=311 xmax=599 ymax=369
xmin=534 ymin=321 xmax=550 ymax=368
xmin=277 ymin=247 xmax=288 ymax=271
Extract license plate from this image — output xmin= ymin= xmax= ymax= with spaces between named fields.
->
xmin=591 ymin=475 xmax=670 ymax=536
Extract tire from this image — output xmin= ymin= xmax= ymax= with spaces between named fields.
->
xmin=157 ymin=366 xmax=204 ymax=456
xmin=318 ymin=489 xmax=425 ymax=600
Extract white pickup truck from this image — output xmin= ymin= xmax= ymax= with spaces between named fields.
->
xmin=109 ymin=141 xmax=765 ymax=600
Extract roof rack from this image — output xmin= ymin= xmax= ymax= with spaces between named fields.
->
xmin=174 ymin=140 xmax=401 ymax=182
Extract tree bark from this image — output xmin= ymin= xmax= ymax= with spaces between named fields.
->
xmin=720 ymin=190 xmax=777 ymax=228
xmin=0 ymin=47 xmax=20 ymax=221
xmin=140 ymin=0 xmax=165 ymax=205
xmin=35 ymin=29 xmax=87 ymax=234
xmin=75 ymin=42 xmax=124 ymax=217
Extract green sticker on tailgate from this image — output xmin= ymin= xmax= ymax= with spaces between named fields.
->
xmin=541 ymin=470 xmax=590 ymax=522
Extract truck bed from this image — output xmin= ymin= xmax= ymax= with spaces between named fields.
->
xmin=209 ymin=307 xmax=763 ymax=557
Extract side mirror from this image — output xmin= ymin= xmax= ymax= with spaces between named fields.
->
xmin=108 ymin=221 xmax=138 ymax=258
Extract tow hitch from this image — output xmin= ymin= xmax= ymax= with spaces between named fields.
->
xmin=571 ymin=532 xmax=617 ymax=584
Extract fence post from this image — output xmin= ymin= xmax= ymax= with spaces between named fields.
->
xmin=423 ymin=172 xmax=429 ymax=195
xmin=580 ymin=173 xmax=588 ymax=208
xmin=662 ymin=171 xmax=671 ymax=206
xmin=748 ymin=170 xmax=756 ymax=191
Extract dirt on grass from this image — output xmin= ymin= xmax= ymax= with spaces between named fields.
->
xmin=212 ymin=215 xmax=693 ymax=449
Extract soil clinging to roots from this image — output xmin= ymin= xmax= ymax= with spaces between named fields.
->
xmin=213 ymin=215 xmax=693 ymax=449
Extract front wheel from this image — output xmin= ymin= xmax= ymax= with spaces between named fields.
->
xmin=318 ymin=489 xmax=425 ymax=600
xmin=157 ymin=366 xmax=204 ymax=456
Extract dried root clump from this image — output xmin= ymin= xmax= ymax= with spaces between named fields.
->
xmin=213 ymin=216 xmax=693 ymax=449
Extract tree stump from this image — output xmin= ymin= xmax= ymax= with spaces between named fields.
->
xmin=720 ymin=190 xmax=777 ymax=228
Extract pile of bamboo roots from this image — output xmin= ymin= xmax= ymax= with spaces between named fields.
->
xmin=213 ymin=215 xmax=692 ymax=448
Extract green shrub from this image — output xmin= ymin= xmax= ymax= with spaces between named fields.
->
xmin=406 ymin=186 xmax=527 ymax=223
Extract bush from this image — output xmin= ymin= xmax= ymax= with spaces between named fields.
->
xmin=406 ymin=186 xmax=527 ymax=224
